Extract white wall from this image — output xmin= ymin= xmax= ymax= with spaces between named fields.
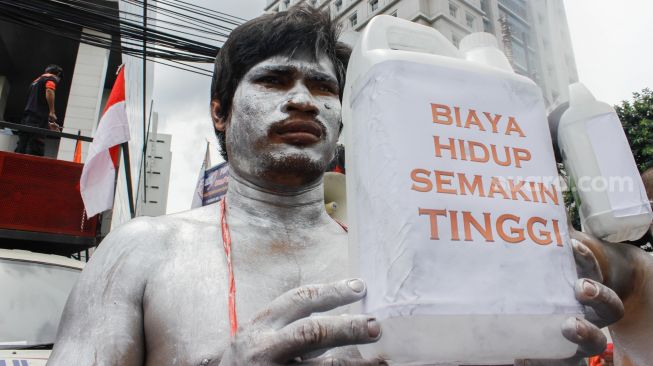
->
xmin=138 ymin=132 xmax=172 ymax=217
xmin=57 ymin=29 xmax=109 ymax=162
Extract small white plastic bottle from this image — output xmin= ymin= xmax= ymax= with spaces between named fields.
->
xmin=343 ymin=16 xmax=581 ymax=364
xmin=558 ymin=83 xmax=653 ymax=243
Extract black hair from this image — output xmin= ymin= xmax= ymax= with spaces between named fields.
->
xmin=211 ymin=5 xmax=351 ymax=161
xmin=45 ymin=64 xmax=63 ymax=79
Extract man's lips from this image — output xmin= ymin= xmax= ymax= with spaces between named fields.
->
xmin=270 ymin=119 xmax=324 ymax=146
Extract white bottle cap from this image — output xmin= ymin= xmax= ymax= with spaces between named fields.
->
xmin=459 ymin=32 xmax=500 ymax=53
xmin=459 ymin=32 xmax=513 ymax=72
xmin=568 ymin=82 xmax=597 ymax=106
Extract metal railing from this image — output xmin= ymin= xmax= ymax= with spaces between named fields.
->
xmin=0 ymin=121 xmax=94 ymax=142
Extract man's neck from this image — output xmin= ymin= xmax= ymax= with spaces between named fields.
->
xmin=225 ymin=169 xmax=329 ymax=229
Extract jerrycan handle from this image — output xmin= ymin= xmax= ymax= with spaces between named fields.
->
xmin=360 ymin=15 xmax=461 ymax=58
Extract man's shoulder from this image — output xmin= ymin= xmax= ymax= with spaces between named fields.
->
xmin=101 ymin=205 xmax=219 ymax=251
xmin=87 ymin=204 xmax=221 ymax=277
xmin=166 ymin=202 xmax=221 ymax=225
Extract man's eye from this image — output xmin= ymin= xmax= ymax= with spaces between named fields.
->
xmin=315 ymin=83 xmax=338 ymax=95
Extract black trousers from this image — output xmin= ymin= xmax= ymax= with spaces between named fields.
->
xmin=15 ymin=131 xmax=45 ymax=156
xmin=15 ymin=114 xmax=46 ymax=157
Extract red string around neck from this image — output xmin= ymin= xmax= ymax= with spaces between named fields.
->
xmin=220 ymin=198 xmax=238 ymax=336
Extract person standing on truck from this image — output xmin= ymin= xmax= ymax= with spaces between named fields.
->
xmin=15 ymin=64 xmax=63 ymax=157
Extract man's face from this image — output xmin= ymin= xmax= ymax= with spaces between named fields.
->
xmin=224 ymin=53 xmax=342 ymax=189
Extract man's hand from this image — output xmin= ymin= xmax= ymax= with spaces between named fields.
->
xmin=48 ymin=112 xmax=61 ymax=131
xmin=48 ymin=121 xmax=61 ymax=131
xmin=218 ymin=279 xmax=385 ymax=365
xmin=516 ymin=235 xmax=625 ymax=366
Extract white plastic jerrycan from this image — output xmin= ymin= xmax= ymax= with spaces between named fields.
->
xmin=558 ymin=83 xmax=653 ymax=243
xmin=343 ymin=16 xmax=582 ymax=364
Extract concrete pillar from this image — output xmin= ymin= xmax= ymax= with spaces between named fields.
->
xmin=57 ymin=29 xmax=109 ymax=162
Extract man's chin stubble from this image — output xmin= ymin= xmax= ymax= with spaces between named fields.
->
xmin=255 ymin=152 xmax=328 ymax=189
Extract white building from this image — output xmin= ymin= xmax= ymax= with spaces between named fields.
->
xmin=264 ymin=0 xmax=578 ymax=106
xmin=0 ymin=0 xmax=158 ymax=254
xmin=137 ymin=112 xmax=172 ymax=217
xmin=0 ymin=0 xmax=159 ymax=235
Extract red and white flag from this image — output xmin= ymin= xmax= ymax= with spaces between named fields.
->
xmin=80 ymin=65 xmax=130 ymax=217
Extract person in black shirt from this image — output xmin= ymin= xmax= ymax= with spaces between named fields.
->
xmin=15 ymin=64 xmax=63 ymax=156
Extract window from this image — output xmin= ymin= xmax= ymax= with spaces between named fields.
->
xmin=480 ymin=0 xmax=490 ymax=13
xmin=466 ymin=13 xmax=475 ymax=28
xmin=391 ymin=10 xmax=398 ymax=17
xmin=0 ymin=259 xmax=81 ymax=349
xmin=369 ymin=0 xmax=378 ymax=12
xmin=452 ymin=34 xmax=460 ymax=47
xmin=449 ymin=3 xmax=458 ymax=17
xmin=335 ymin=0 xmax=342 ymax=11
xmin=350 ymin=12 xmax=358 ymax=27
xmin=483 ymin=19 xmax=492 ymax=32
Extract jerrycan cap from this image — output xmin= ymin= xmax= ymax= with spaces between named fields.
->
xmin=568 ymin=82 xmax=597 ymax=106
xmin=459 ymin=32 xmax=513 ymax=72
xmin=459 ymin=32 xmax=500 ymax=54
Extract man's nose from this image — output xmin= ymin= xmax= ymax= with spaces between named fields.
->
xmin=281 ymin=82 xmax=319 ymax=116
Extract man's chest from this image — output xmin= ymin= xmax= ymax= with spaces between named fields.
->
xmin=141 ymin=234 xmax=348 ymax=364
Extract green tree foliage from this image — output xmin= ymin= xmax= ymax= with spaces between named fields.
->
xmin=614 ymin=88 xmax=653 ymax=172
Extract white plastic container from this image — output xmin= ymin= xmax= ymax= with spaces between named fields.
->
xmin=343 ymin=16 xmax=581 ymax=364
xmin=558 ymin=83 xmax=653 ymax=243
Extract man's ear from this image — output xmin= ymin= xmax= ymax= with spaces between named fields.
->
xmin=211 ymin=99 xmax=227 ymax=132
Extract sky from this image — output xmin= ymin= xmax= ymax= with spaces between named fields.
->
xmin=156 ymin=0 xmax=653 ymax=214
xmin=154 ymin=0 xmax=264 ymax=214
xmin=563 ymin=0 xmax=653 ymax=105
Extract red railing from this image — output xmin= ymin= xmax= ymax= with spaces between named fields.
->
xmin=0 ymin=151 xmax=97 ymax=238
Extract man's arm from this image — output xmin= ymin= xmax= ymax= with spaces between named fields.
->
xmin=45 ymin=80 xmax=56 ymax=122
xmin=44 ymin=80 xmax=60 ymax=130
xmin=48 ymin=218 xmax=162 ymax=365
xmin=573 ymin=230 xmax=653 ymax=364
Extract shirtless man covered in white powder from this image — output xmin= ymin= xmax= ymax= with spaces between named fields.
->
xmin=49 ymin=6 xmax=624 ymax=365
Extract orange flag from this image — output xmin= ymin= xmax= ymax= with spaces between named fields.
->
xmin=73 ymin=131 xmax=82 ymax=163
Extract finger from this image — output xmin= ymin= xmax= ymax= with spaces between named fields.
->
xmin=301 ymin=357 xmax=387 ymax=365
xmin=561 ymin=317 xmax=606 ymax=358
xmin=271 ymin=315 xmax=381 ymax=361
xmin=572 ymin=239 xmax=603 ymax=282
xmin=251 ymin=279 xmax=367 ymax=329
xmin=575 ymin=279 xmax=624 ymax=328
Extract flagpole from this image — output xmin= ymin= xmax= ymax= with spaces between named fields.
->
xmin=142 ymin=0 xmax=148 ymax=208
xmin=121 ymin=142 xmax=136 ymax=218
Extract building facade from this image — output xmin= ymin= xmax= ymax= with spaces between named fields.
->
xmin=264 ymin=0 xmax=578 ymax=106
xmin=137 ymin=112 xmax=172 ymax=217
xmin=109 ymin=0 xmax=156 ymax=230
xmin=0 ymin=0 xmax=161 ymax=251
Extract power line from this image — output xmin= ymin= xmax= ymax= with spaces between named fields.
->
xmin=0 ymin=0 xmax=247 ymax=76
